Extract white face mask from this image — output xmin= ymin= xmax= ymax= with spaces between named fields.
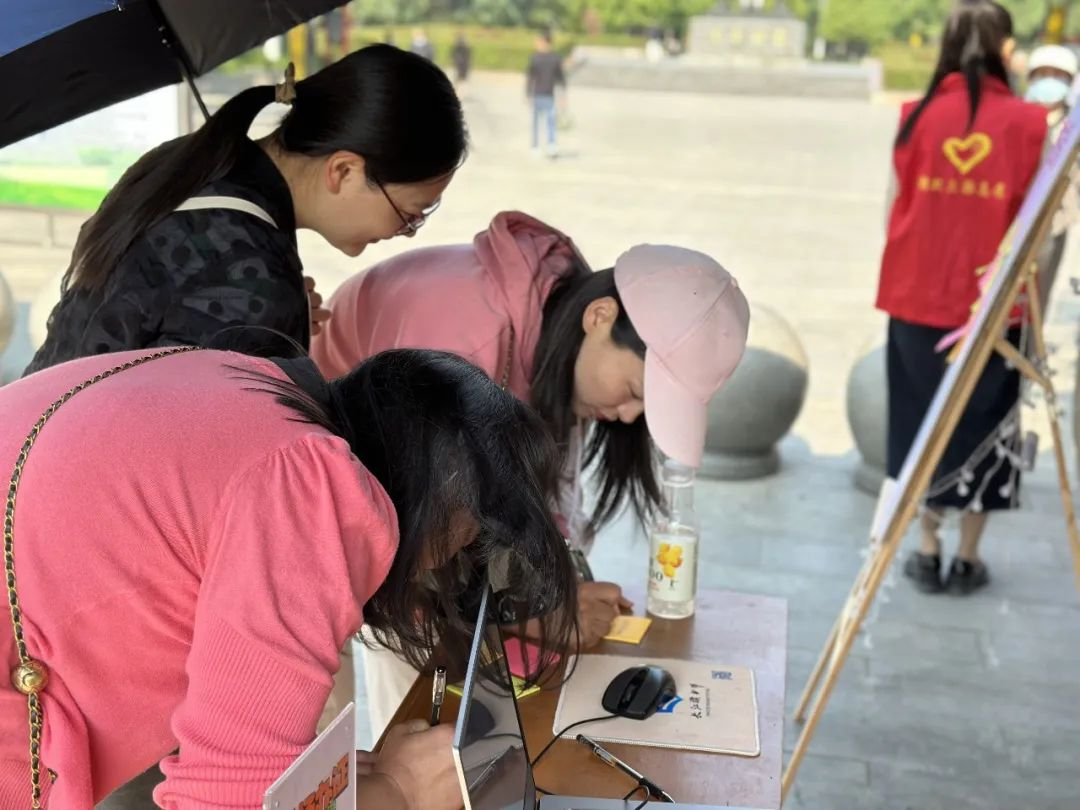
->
xmin=1026 ymin=76 xmax=1072 ymax=107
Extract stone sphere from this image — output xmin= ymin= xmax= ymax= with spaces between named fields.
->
xmin=0 ymin=271 xmax=15 ymax=359
xmin=846 ymin=335 xmax=887 ymax=494
xmin=700 ymin=303 xmax=809 ymax=480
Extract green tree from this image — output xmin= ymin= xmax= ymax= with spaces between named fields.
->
xmin=1010 ymin=0 xmax=1056 ymax=42
xmin=352 ymin=0 xmax=433 ymax=24
xmin=818 ymin=0 xmax=895 ymax=48
xmin=583 ymin=0 xmax=714 ymax=32
xmin=466 ymin=0 xmax=527 ymax=26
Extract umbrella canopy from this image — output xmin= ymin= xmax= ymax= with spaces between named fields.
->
xmin=0 ymin=0 xmax=346 ymax=149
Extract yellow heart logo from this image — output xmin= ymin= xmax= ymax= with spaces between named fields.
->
xmin=942 ymin=133 xmax=993 ymax=175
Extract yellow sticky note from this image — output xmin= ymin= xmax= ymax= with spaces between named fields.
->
xmin=512 ymin=676 xmax=541 ymax=700
xmin=603 ymin=615 xmax=652 ymax=644
xmin=446 ymin=675 xmax=540 ymax=700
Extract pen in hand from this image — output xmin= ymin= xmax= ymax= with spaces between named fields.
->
xmin=430 ymin=666 xmax=447 ymax=726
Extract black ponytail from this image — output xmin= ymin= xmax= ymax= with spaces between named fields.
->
xmin=64 ymin=85 xmax=274 ymax=292
xmin=896 ymin=0 xmax=1013 ymax=147
xmin=67 ymin=45 xmax=466 ymax=292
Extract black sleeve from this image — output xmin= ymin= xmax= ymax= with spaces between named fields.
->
xmin=150 ymin=241 xmax=309 ymax=352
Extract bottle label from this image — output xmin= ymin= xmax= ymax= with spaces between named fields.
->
xmin=648 ymin=536 xmax=695 ymax=602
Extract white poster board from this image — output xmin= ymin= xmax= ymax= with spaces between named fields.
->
xmin=263 ymin=703 xmax=356 ymax=810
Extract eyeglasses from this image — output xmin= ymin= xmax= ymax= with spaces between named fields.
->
xmin=377 ymin=181 xmax=441 ymax=237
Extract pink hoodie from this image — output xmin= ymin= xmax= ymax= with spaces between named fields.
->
xmin=0 ymin=349 xmax=397 ymax=808
xmin=311 ymin=211 xmax=579 ymax=400
xmin=310 ymin=211 xmax=593 ymax=547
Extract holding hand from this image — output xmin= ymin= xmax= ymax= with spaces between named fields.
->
xmin=577 ymin=581 xmax=633 ymax=649
xmin=304 ymin=275 xmax=332 ymax=337
xmin=355 ymin=720 xmax=460 ymax=810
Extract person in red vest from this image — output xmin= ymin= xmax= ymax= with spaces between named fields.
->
xmin=876 ymin=0 xmax=1047 ymax=595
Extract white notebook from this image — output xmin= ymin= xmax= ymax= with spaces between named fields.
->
xmin=552 ymin=655 xmax=760 ymax=757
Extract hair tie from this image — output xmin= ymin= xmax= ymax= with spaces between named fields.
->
xmin=275 ymin=62 xmax=297 ymax=105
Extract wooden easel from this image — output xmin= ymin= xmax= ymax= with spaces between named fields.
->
xmin=780 ymin=123 xmax=1080 ymax=802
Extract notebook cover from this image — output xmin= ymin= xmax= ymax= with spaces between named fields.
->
xmin=552 ymin=655 xmax=760 ymax=757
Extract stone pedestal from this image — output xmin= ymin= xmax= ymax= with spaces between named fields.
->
xmin=700 ymin=303 xmax=808 ymax=480
xmin=687 ymin=10 xmax=807 ymax=61
xmin=0 ymin=271 xmax=14 ymax=359
xmin=846 ymin=337 xmax=888 ymax=494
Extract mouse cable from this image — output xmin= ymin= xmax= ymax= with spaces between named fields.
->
xmin=529 ymin=713 xmax=616 ymax=769
xmin=535 ymin=781 xmax=643 ymax=802
xmin=624 ymin=784 xmax=649 ymax=802
xmin=622 ymin=790 xmax=652 ymax=807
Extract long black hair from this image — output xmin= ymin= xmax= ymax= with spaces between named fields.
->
xmin=531 ymin=268 xmax=661 ymax=533
xmin=66 ymin=45 xmax=466 ymax=292
xmin=235 ymin=348 xmax=577 ymax=681
xmin=896 ymin=0 xmax=1014 ymax=146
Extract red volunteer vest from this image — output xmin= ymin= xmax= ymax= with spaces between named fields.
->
xmin=876 ymin=74 xmax=1047 ymax=328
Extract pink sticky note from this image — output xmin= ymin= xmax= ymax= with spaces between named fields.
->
xmin=503 ymin=637 xmax=559 ymax=679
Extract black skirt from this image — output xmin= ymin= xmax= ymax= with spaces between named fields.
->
xmin=886 ymin=317 xmax=1021 ymax=511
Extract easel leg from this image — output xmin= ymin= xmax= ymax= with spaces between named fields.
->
xmin=1047 ymin=407 xmax=1080 ymax=592
xmin=1022 ymin=277 xmax=1080 ymax=593
xmin=793 ymin=614 xmax=837 ymax=723
xmin=782 ymin=539 xmax=899 ymax=802
xmin=782 ymin=611 xmax=859 ymax=801
xmin=794 ymin=536 xmax=891 ymax=724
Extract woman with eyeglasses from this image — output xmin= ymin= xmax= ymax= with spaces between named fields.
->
xmin=24 ymin=45 xmax=465 ymax=376
xmin=310 ymin=210 xmax=751 ymax=739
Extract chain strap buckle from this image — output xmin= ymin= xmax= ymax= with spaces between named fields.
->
xmin=5 ymin=346 xmax=199 ymax=808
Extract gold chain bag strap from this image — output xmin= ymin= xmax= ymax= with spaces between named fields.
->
xmin=499 ymin=325 xmax=514 ymax=391
xmin=5 ymin=346 xmax=199 ymax=808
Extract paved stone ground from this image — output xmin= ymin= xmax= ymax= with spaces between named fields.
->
xmin=2 ymin=73 xmax=1079 ymax=809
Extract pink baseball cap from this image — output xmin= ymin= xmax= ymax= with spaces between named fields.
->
xmin=614 ymin=245 xmax=750 ymax=468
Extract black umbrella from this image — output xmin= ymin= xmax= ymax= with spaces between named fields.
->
xmin=0 ymin=0 xmax=347 ymax=149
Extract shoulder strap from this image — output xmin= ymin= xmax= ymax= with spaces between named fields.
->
xmin=174 ymin=195 xmax=278 ymax=229
xmin=6 ymin=345 xmax=200 ymax=808
xmin=269 ymin=355 xmax=333 ymax=405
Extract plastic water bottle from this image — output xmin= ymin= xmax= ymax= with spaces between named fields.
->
xmin=647 ymin=460 xmax=699 ymax=619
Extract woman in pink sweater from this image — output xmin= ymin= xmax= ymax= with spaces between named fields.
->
xmin=310 ymin=211 xmax=750 ymax=736
xmin=0 ymin=346 xmax=575 ymax=809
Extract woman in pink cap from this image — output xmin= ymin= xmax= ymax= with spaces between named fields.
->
xmin=310 ymin=210 xmax=750 ymax=737
xmin=0 ymin=347 xmax=575 ymax=809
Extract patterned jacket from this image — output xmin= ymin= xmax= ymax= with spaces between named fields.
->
xmin=24 ymin=140 xmax=308 ymax=375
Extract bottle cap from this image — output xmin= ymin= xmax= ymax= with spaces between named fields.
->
xmin=662 ymin=458 xmax=695 ymax=484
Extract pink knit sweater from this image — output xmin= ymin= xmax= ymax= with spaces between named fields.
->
xmin=0 ymin=350 xmax=398 ymax=808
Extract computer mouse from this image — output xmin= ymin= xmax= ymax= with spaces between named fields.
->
xmin=601 ymin=665 xmax=677 ymax=720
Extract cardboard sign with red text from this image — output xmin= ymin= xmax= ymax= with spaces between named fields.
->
xmin=263 ymin=703 xmax=355 ymax=810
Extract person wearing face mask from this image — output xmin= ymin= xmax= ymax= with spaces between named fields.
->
xmin=24 ymin=45 xmax=466 ymax=376
xmin=1026 ymin=44 xmax=1079 ymax=308
xmin=1026 ymin=45 xmax=1078 ymax=131
xmin=309 ymin=211 xmax=751 ymax=740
